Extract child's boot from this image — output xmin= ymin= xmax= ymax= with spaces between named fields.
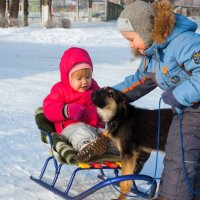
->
xmin=77 ymin=137 xmax=110 ymax=162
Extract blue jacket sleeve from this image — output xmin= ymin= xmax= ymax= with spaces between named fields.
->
xmin=114 ymin=57 xmax=157 ymax=102
xmin=173 ymin=34 xmax=200 ymax=106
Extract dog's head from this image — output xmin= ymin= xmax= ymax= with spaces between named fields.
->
xmin=92 ymin=87 xmax=127 ymax=123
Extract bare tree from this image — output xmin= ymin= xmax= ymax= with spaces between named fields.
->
xmin=21 ymin=0 xmax=29 ymax=26
xmin=7 ymin=0 xmax=20 ymax=27
xmin=0 ymin=0 xmax=7 ymax=27
xmin=88 ymin=0 xmax=92 ymax=21
xmin=24 ymin=0 xmax=29 ymax=26
xmin=0 ymin=0 xmax=6 ymax=18
xmin=41 ymin=0 xmax=53 ymax=28
xmin=9 ymin=0 xmax=20 ymax=18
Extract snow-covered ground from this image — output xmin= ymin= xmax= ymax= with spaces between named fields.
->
xmin=0 ymin=20 xmax=199 ymax=200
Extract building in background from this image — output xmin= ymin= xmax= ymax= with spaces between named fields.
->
xmin=0 ymin=0 xmax=199 ymax=28
xmin=28 ymin=0 xmax=123 ymax=22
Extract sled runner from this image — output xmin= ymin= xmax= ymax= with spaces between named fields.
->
xmin=30 ymin=107 xmax=157 ymax=200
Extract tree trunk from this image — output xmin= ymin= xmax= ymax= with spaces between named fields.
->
xmin=6 ymin=0 xmax=10 ymax=17
xmin=22 ymin=0 xmax=29 ymax=26
xmin=76 ymin=0 xmax=79 ymax=21
xmin=104 ymin=0 xmax=108 ymax=21
xmin=9 ymin=0 xmax=20 ymax=19
xmin=0 ymin=0 xmax=6 ymax=18
xmin=88 ymin=0 xmax=92 ymax=21
xmin=40 ymin=0 xmax=42 ymax=17
xmin=41 ymin=0 xmax=52 ymax=27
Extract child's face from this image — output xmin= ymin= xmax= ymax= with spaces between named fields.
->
xmin=71 ymin=68 xmax=92 ymax=92
xmin=121 ymin=32 xmax=147 ymax=55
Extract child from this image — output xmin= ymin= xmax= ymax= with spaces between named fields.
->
xmin=115 ymin=0 xmax=200 ymax=200
xmin=43 ymin=47 xmax=109 ymax=162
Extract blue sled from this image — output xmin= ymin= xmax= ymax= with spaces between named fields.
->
xmin=30 ymin=129 xmax=157 ymax=199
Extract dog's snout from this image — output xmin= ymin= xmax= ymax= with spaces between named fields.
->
xmin=92 ymin=89 xmax=106 ymax=108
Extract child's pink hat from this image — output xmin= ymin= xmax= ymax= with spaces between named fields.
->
xmin=59 ymin=47 xmax=93 ymax=86
xmin=69 ymin=63 xmax=92 ymax=83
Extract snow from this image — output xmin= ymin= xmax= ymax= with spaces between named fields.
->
xmin=0 ymin=20 xmax=198 ymax=200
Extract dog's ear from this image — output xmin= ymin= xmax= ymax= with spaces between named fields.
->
xmin=120 ymin=92 xmax=128 ymax=107
xmin=113 ymin=89 xmax=128 ymax=111
xmin=117 ymin=90 xmax=128 ymax=104
xmin=108 ymin=88 xmax=125 ymax=102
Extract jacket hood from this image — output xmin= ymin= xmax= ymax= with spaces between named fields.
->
xmin=151 ymin=0 xmax=197 ymax=47
xmin=59 ymin=47 xmax=93 ymax=87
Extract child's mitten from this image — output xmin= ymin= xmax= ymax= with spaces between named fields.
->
xmin=64 ymin=103 xmax=86 ymax=120
xmin=81 ymin=106 xmax=105 ymax=128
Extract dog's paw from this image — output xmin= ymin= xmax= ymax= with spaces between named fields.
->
xmin=99 ymin=130 xmax=110 ymax=138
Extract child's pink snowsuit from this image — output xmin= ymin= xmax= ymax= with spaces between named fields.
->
xmin=43 ymin=47 xmax=103 ymax=134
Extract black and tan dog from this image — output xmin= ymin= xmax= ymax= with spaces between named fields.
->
xmin=92 ymin=87 xmax=173 ymax=200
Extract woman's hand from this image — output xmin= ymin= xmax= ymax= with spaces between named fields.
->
xmin=162 ymin=87 xmax=183 ymax=108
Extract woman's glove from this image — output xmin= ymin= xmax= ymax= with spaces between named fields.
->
xmin=64 ymin=104 xmax=86 ymax=120
xmin=162 ymin=87 xmax=183 ymax=108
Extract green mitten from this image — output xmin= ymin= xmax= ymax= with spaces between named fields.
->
xmin=34 ymin=107 xmax=55 ymax=144
xmin=35 ymin=107 xmax=55 ymax=132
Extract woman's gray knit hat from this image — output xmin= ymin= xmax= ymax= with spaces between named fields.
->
xmin=117 ymin=0 xmax=155 ymax=47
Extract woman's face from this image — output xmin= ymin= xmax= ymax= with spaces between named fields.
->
xmin=121 ymin=32 xmax=147 ymax=55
